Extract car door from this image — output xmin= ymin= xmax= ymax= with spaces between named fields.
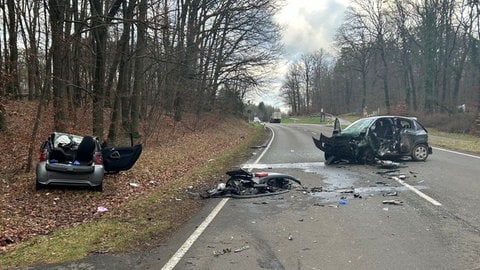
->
xmin=102 ymin=144 xmax=142 ymax=173
xmin=397 ymin=118 xmax=416 ymax=154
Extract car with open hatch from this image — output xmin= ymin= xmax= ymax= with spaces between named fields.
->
xmin=312 ymin=116 xmax=432 ymax=165
xmin=36 ymin=132 xmax=142 ymax=191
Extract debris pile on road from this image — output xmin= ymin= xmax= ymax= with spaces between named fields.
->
xmin=305 ymin=159 xmax=428 ymax=208
xmin=200 ymin=168 xmax=301 ymax=199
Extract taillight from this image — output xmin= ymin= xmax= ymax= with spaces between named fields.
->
xmin=94 ymin=152 xmax=103 ymax=165
xmin=254 ymin=172 xmax=269 ymax=177
xmin=39 ymin=149 xmax=47 ymax=161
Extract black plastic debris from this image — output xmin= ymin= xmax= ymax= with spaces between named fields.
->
xmin=201 ymin=168 xmax=301 ymax=199
xmin=382 ymin=199 xmax=403 ymax=205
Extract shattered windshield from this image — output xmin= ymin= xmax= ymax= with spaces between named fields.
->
xmin=341 ymin=118 xmax=375 ymax=137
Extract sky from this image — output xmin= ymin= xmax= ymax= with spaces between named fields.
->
xmin=250 ymin=0 xmax=351 ymax=112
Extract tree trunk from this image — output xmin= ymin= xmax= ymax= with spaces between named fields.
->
xmin=49 ymin=0 xmax=68 ymax=132
xmin=131 ymin=0 xmax=147 ymax=138
xmin=107 ymin=1 xmax=134 ymax=145
xmin=90 ymin=0 xmax=106 ymax=139
xmin=6 ymin=0 xmax=20 ymax=98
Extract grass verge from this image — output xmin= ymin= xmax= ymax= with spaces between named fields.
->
xmin=428 ymin=129 xmax=480 ymax=154
xmin=282 ymin=116 xmax=327 ymax=124
xmin=0 ymin=125 xmax=269 ymax=269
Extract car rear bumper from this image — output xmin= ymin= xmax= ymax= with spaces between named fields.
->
xmin=36 ymin=162 xmax=104 ymax=187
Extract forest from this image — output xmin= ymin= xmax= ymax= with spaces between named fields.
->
xmin=281 ymin=0 xmax=480 ymax=133
xmin=1 ymin=0 xmax=479 ymax=141
xmin=0 ymin=0 xmax=282 ymax=142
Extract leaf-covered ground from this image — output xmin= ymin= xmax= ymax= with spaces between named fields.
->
xmin=0 ymin=100 xmax=256 ymax=253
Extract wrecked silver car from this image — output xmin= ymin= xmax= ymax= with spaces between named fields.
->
xmin=312 ymin=116 xmax=432 ymax=164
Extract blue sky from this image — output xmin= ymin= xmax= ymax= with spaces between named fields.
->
xmin=250 ymin=0 xmax=350 ymax=111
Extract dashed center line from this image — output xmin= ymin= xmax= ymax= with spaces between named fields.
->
xmin=392 ymin=176 xmax=442 ymax=206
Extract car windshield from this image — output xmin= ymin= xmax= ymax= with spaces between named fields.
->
xmin=341 ymin=118 xmax=375 ymax=137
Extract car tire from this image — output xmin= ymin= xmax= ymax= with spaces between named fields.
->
xmin=324 ymin=152 xmax=336 ymax=165
xmin=412 ymin=144 xmax=429 ymax=161
xmin=360 ymin=148 xmax=375 ymax=164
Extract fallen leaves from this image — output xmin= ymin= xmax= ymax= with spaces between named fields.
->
xmin=0 ymin=100 xmax=255 ymax=253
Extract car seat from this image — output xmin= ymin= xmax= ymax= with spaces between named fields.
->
xmin=75 ymin=136 xmax=96 ymax=165
xmin=49 ymin=147 xmax=75 ymax=163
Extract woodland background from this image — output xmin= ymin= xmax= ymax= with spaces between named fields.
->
xmin=280 ymin=0 xmax=480 ymax=131
xmin=0 ymin=0 xmax=480 ymax=172
xmin=1 ymin=0 xmax=480 ymax=259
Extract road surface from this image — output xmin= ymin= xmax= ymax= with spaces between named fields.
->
xmin=33 ymin=123 xmax=480 ymax=270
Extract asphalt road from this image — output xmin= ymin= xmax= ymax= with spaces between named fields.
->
xmin=30 ymin=123 xmax=480 ymax=270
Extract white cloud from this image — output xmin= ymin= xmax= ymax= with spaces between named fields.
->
xmin=275 ymin=0 xmax=350 ymax=55
xmin=251 ymin=1 xmax=351 ymax=111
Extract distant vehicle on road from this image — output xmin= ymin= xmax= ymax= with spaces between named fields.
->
xmin=312 ymin=116 xmax=432 ymax=164
xmin=270 ymin=111 xmax=282 ymax=123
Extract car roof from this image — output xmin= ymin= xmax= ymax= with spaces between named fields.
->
xmin=360 ymin=115 xmax=418 ymax=121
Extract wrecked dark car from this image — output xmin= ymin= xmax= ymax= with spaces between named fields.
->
xmin=36 ymin=132 xmax=142 ymax=191
xmin=312 ymin=116 xmax=432 ymax=164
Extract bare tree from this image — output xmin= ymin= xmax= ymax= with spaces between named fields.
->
xmin=282 ymin=63 xmax=302 ymax=114
xmin=5 ymin=0 xmax=20 ymax=98
xmin=336 ymin=10 xmax=375 ymax=113
xmin=49 ymin=0 xmax=68 ymax=132
xmin=392 ymin=0 xmax=418 ymax=112
xmin=351 ymin=0 xmax=393 ymax=113
xmin=131 ymin=0 xmax=147 ymax=137
xmin=301 ymin=54 xmax=314 ymax=113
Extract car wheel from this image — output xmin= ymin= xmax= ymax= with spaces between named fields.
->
xmin=412 ymin=144 xmax=429 ymax=161
xmin=324 ymin=152 xmax=336 ymax=165
xmin=360 ymin=148 xmax=375 ymax=164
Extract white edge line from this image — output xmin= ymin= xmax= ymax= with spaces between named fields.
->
xmin=392 ymin=176 xmax=442 ymax=206
xmin=433 ymin=147 xmax=480 ymax=159
xmin=161 ymin=125 xmax=276 ymax=270
xmin=161 ymin=198 xmax=229 ymax=270
xmin=251 ymin=125 xmax=275 ymax=165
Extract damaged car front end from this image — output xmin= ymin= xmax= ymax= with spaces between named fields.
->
xmin=313 ymin=116 xmax=432 ymax=165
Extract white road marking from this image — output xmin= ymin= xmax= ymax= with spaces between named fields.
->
xmin=162 ymin=131 xmax=473 ymax=268
xmin=160 ymin=198 xmax=229 ymax=270
xmin=433 ymin=147 xmax=480 ymax=159
xmin=392 ymin=176 xmax=442 ymax=206
xmin=161 ymin=126 xmax=276 ymax=270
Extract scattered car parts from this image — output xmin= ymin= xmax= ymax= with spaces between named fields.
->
xmin=202 ymin=168 xmax=301 ymax=198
